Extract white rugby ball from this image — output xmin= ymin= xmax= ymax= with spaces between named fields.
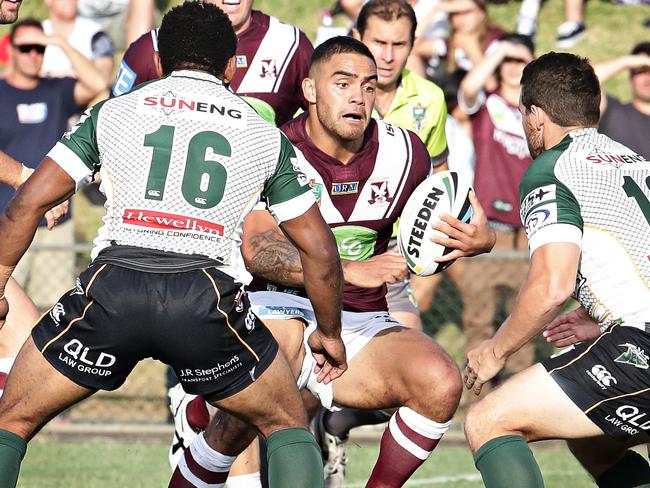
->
xmin=397 ymin=171 xmax=473 ymax=276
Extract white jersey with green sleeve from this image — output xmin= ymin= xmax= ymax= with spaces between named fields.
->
xmin=520 ymin=128 xmax=650 ymax=331
xmin=47 ymin=70 xmax=315 ymax=283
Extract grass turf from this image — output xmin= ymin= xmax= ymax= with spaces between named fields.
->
xmin=17 ymin=438 xmax=601 ymax=487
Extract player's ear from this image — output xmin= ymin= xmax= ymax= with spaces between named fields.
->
xmin=352 ymin=28 xmax=361 ymax=41
xmin=223 ymin=56 xmax=237 ymax=84
xmin=302 ymin=77 xmax=317 ymax=104
xmin=153 ymin=52 xmax=163 ymax=78
xmin=530 ymin=105 xmax=545 ymax=130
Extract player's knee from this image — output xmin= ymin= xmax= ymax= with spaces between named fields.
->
xmin=411 ymin=354 xmax=462 ymax=418
xmin=0 ymin=401 xmax=38 ymax=440
xmin=464 ymin=397 xmax=519 ymax=452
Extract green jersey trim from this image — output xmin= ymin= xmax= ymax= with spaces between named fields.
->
xmin=520 ymin=135 xmax=583 ymax=251
xmin=263 ymin=133 xmax=315 ymax=223
xmin=48 ymin=100 xmax=109 ymax=190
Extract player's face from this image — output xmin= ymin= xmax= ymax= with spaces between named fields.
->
xmin=45 ymin=0 xmax=78 ymax=21
xmin=631 ymin=56 xmax=650 ymax=104
xmin=519 ymin=98 xmax=544 ymax=159
xmin=11 ymin=25 xmax=46 ymax=77
xmin=0 ymin=0 xmax=22 ymax=24
xmin=311 ymin=53 xmax=377 ymax=143
xmin=210 ymin=0 xmax=254 ymax=34
xmin=359 ymin=16 xmax=412 ymax=90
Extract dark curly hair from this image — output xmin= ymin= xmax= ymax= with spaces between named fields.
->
xmin=158 ymin=1 xmax=237 ymax=77
xmin=521 ymin=51 xmax=600 ymax=127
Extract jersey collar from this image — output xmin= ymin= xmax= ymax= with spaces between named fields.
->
xmin=169 ymin=70 xmax=224 ymax=85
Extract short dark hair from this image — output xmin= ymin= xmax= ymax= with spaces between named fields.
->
xmin=10 ymin=19 xmax=43 ymax=44
xmin=356 ymin=0 xmax=417 ymax=45
xmin=157 ymin=1 xmax=237 ymax=77
xmin=310 ymin=36 xmax=376 ymax=73
xmin=521 ymin=51 xmax=600 ymax=127
xmin=632 ymin=42 xmax=650 ymax=57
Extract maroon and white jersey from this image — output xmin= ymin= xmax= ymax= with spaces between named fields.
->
xmin=252 ymin=114 xmax=432 ymax=312
xmin=460 ymin=90 xmax=532 ymax=227
xmin=111 ymin=11 xmax=312 ymax=126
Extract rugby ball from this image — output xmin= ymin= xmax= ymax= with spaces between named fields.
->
xmin=397 ymin=171 xmax=473 ymax=276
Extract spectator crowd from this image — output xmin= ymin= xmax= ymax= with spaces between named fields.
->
xmin=0 ymin=0 xmax=648 ymax=487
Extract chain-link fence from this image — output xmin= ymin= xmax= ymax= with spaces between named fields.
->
xmin=13 ymin=244 xmax=556 ymax=425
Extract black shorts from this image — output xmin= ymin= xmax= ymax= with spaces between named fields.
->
xmin=542 ymin=325 xmax=650 ymax=440
xmin=32 ymin=255 xmax=278 ymax=401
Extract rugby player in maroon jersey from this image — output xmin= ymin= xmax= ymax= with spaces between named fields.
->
xmin=112 ymin=0 xmax=312 ymax=126
xmin=169 ymin=36 xmax=496 ymax=488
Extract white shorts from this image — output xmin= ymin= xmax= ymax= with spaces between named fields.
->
xmin=249 ymin=291 xmax=401 ymax=410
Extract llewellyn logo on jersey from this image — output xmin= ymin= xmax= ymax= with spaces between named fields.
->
xmin=332 ymin=182 xmax=359 ymax=195
xmin=122 ymin=209 xmax=224 ymax=236
xmin=615 ymin=343 xmax=649 ymax=369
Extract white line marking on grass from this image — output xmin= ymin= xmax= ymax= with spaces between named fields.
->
xmin=346 ymin=470 xmax=585 ymax=487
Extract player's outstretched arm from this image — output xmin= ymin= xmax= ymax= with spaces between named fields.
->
xmin=432 ymin=191 xmax=496 ymax=262
xmin=279 ymin=204 xmax=347 ymax=382
xmin=0 ymin=158 xmax=76 ymax=324
xmin=464 ymin=242 xmax=579 ymax=395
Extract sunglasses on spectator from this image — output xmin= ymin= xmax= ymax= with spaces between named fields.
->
xmin=630 ymin=66 xmax=650 ymax=77
xmin=14 ymin=44 xmax=46 ymax=54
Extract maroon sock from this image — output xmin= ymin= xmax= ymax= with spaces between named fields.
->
xmin=366 ymin=408 xmax=450 ymax=487
xmin=168 ymin=433 xmax=234 ymax=488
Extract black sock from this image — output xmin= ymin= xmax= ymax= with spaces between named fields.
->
xmin=323 ymin=407 xmax=392 ymax=439
xmin=597 ymin=450 xmax=650 ymax=488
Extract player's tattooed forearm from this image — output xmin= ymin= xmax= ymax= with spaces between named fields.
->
xmin=247 ymin=228 xmax=303 ymax=286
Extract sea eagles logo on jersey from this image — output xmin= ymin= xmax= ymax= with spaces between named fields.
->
xmin=368 ymin=180 xmax=394 ymax=206
xmin=615 ymin=343 xmax=649 ymax=369
xmin=332 ymin=182 xmax=359 ymax=195
xmin=412 ymin=103 xmax=426 ymax=132
xmin=260 ymin=59 xmax=278 ymax=79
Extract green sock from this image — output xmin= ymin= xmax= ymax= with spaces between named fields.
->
xmin=0 ymin=429 xmax=27 ymax=488
xmin=597 ymin=450 xmax=650 ymax=488
xmin=266 ymin=428 xmax=324 ymax=488
xmin=474 ymin=435 xmax=544 ymax=488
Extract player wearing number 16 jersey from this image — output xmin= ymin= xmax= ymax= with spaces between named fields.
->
xmin=464 ymin=52 xmax=650 ymax=488
xmin=0 ymin=4 xmax=346 ymax=486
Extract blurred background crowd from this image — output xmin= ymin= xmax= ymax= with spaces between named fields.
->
xmin=0 ymin=0 xmax=648 ymax=423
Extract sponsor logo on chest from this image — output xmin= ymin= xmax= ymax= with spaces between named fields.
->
xmin=331 ymin=181 xmax=359 ymax=195
xmin=236 ymin=55 xmax=248 ymax=68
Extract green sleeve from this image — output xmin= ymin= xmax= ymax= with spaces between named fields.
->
xmin=58 ymin=100 xmax=106 ymax=172
xmin=262 ymin=133 xmax=313 ymax=213
xmin=519 ymin=141 xmax=583 ymax=240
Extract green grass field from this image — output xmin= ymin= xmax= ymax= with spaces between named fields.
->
xmin=18 ymin=438 xmax=603 ymax=488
